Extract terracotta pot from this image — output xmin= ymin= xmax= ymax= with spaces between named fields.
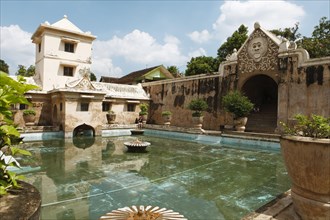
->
xmin=106 ymin=113 xmax=116 ymax=124
xmin=192 ymin=116 xmax=203 ymax=129
xmin=162 ymin=115 xmax=172 ymax=125
xmin=233 ymin=117 xmax=248 ymax=132
xmin=280 ymin=136 xmax=330 ymax=219
xmin=23 ymin=114 xmax=36 ymax=126
xmin=0 ymin=181 xmax=41 ymax=220
xmin=140 ymin=114 xmax=148 ymax=124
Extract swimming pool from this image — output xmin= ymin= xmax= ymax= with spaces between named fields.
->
xmin=20 ymin=132 xmax=290 ymax=219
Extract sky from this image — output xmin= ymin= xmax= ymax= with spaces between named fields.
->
xmin=1 ymin=0 xmax=329 ymax=80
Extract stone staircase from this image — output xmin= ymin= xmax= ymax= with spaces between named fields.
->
xmin=245 ymin=103 xmax=277 ymax=133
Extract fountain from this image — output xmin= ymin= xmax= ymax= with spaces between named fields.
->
xmin=100 ymin=205 xmax=186 ymax=220
xmin=124 ymin=139 xmax=150 ymax=152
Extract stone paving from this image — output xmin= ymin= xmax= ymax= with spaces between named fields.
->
xmin=242 ymin=190 xmax=301 ymax=220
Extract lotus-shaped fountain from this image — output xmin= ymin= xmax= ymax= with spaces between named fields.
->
xmin=124 ymin=139 xmax=150 ymax=152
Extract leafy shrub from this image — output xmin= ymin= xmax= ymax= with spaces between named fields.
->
xmin=222 ymin=91 xmax=254 ymax=118
xmin=23 ymin=109 xmax=36 ymax=116
xmin=107 ymin=110 xmax=115 ymax=115
xmin=0 ymin=72 xmax=38 ymax=195
xmin=162 ymin=111 xmax=172 ymax=116
xmin=280 ymin=114 xmax=330 ymax=139
xmin=139 ymin=103 xmax=149 ymax=115
xmin=188 ymin=99 xmax=208 ymax=117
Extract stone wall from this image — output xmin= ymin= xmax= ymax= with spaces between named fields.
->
xmin=143 ymin=75 xmax=226 ymax=130
xmin=144 ymin=56 xmax=330 ymax=132
xmin=278 ymin=55 xmax=330 ymax=125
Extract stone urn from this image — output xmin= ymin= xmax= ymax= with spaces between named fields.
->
xmin=0 ymin=181 xmax=41 ymax=220
xmin=106 ymin=112 xmax=116 ymax=124
xmin=280 ymin=136 xmax=330 ymax=219
xmin=192 ymin=116 xmax=203 ymax=129
xmin=233 ymin=117 xmax=248 ymax=132
xmin=162 ymin=115 xmax=172 ymax=125
xmin=140 ymin=114 xmax=148 ymax=124
xmin=23 ymin=114 xmax=36 ymax=126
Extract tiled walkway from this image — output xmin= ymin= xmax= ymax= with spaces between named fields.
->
xmin=242 ymin=190 xmax=301 ymax=220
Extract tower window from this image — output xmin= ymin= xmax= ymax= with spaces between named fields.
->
xmin=64 ymin=67 xmax=74 ymax=76
xmin=65 ymin=43 xmax=74 ymax=53
xmin=38 ymin=43 xmax=41 ymax=52
xmin=80 ymin=102 xmax=89 ymax=111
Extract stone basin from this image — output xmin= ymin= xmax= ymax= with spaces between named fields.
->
xmin=124 ymin=139 xmax=150 ymax=152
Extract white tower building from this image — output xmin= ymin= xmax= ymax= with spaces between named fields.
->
xmin=31 ymin=15 xmax=96 ymax=91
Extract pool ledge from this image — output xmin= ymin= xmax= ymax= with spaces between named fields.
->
xmin=242 ymin=190 xmax=300 ymax=220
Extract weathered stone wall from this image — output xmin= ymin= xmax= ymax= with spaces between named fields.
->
xmin=144 ymin=56 xmax=329 ymax=132
xmin=278 ymin=55 xmax=330 ymax=124
xmin=13 ymin=93 xmax=52 ymax=127
xmin=143 ymin=75 xmax=225 ymax=130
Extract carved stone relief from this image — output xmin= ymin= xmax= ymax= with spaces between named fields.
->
xmin=238 ymin=30 xmax=278 ymax=74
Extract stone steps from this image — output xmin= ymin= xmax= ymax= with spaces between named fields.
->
xmin=246 ymin=104 xmax=277 ymax=133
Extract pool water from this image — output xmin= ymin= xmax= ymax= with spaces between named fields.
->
xmin=20 ymin=135 xmax=290 ymax=220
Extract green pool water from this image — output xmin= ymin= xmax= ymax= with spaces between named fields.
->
xmin=21 ymin=135 xmax=290 ymax=220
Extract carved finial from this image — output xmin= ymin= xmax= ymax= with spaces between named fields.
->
xmin=254 ymin=22 xmax=260 ymax=29
xmin=79 ymin=67 xmax=90 ymax=78
xmin=64 ymin=15 xmax=68 ymax=19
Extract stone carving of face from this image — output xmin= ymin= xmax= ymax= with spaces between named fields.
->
xmin=248 ymin=37 xmax=267 ymax=62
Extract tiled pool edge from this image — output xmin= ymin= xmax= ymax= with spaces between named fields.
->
xmin=144 ymin=129 xmax=280 ymax=151
xmin=20 ymin=128 xmax=280 ymax=151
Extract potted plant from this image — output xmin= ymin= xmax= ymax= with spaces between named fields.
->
xmin=0 ymin=72 xmax=41 ymax=218
xmin=188 ymin=99 xmax=208 ymax=129
xmin=106 ymin=110 xmax=116 ymax=124
xmin=222 ymin=90 xmax=254 ymax=132
xmin=162 ymin=110 xmax=172 ymax=125
xmin=280 ymin=114 xmax=330 ymax=219
xmin=139 ymin=103 xmax=149 ymax=123
xmin=22 ymin=109 xmax=36 ymax=125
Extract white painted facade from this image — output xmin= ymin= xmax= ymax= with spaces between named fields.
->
xmin=31 ymin=15 xmax=96 ymax=91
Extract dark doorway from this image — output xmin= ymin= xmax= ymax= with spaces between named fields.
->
xmin=241 ymin=75 xmax=278 ymax=133
xmin=73 ymin=123 xmax=95 ymax=137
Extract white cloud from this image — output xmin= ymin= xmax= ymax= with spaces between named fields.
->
xmin=188 ymin=0 xmax=305 ymax=45
xmin=212 ymin=0 xmax=305 ymax=41
xmin=92 ymin=29 xmax=187 ymax=77
xmin=188 ymin=48 xmax=207 ymax=58
xmin=91 ymin=57 xmax=123 ymax=79
xmin=188 ymin=30 xmax=212 ymax=43
xmin=0 ymin=25 xmax=34 ymax=74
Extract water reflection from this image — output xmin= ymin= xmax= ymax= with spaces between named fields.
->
xmin=73 ymin=136 xmax=95 ymax=149
xmin=22 ymin=136 xmax=290 ymax=220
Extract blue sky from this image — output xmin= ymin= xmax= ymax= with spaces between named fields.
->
xmin=1 ymin=0 xmax=329 ymax=80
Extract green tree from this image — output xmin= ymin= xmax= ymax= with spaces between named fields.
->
xmin=217 ymin=24 xmax=248 ymax=62
xmin=167 ymin=66 xmax=182 ymax=78
xmin=26 ymin=65 xmax=35 ymax=77
xmin=270 ymin=22 xmax=301 ymax=41
xmin=301 ymin=17 xmax=330 ymax=58
xmin=90 ymin=72 xmax=97 ymax=81
xmin=185 ymin=56 xmax=218 ymax=76
xmin=15 ymin=65 xmax=27 ymax=76
xmin=15 ymin=65 xmax=35 ymax=77
xmin=0 ymin=59 xmax=9 ymax=74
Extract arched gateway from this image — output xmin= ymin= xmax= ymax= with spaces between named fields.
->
xmin=241 ymin=75 xmax=278 ymax=132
